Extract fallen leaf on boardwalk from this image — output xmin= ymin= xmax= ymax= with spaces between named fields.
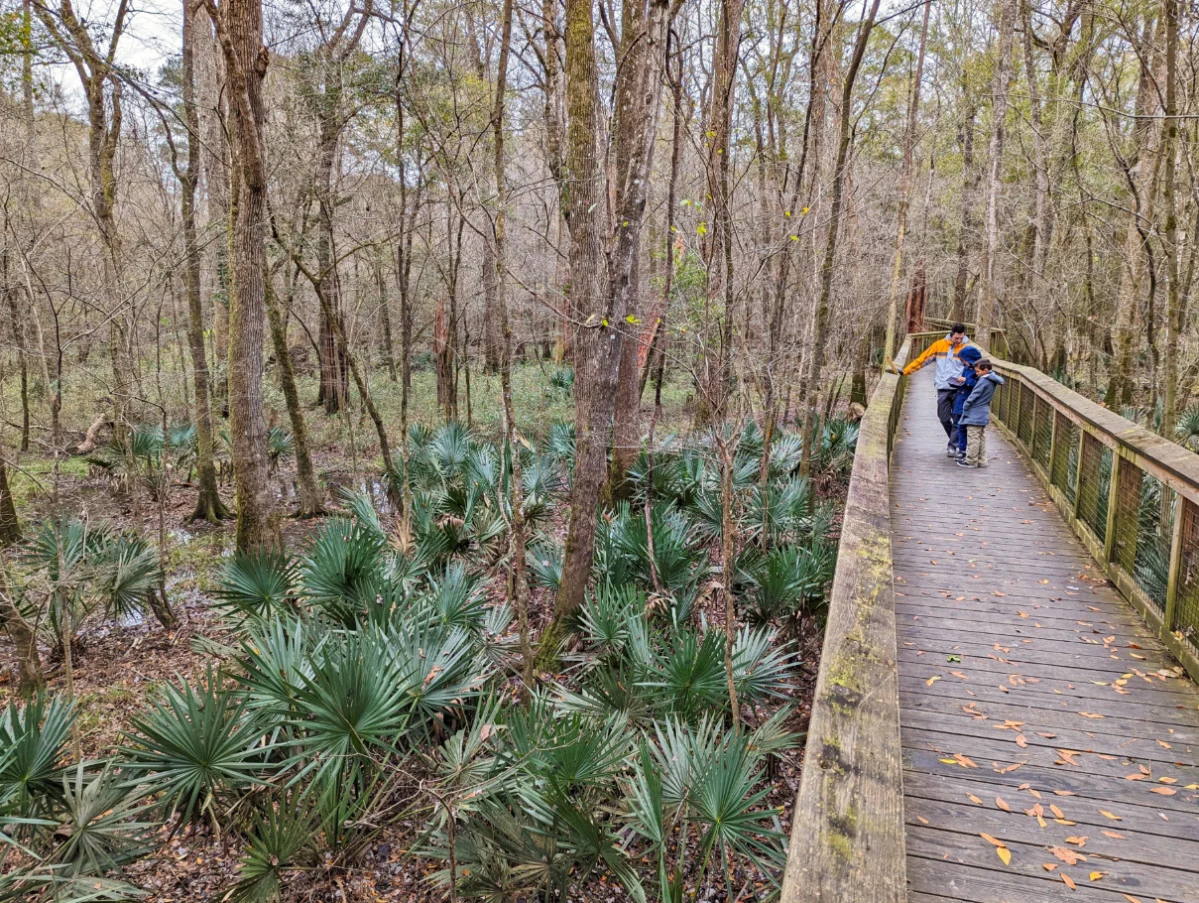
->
xmin=1064 ymin=836 xmax=1087 ymax=846
xmin=1102 ymin=831 xmax=1125 ymax=839
xmin=997 ymin=847 xmax=1012 ymax=866
xmin=1016 ymin=734 xmax=1028 ymax=748
xmin=1078 ymin=712 xmax=1104 ymax=719
xmin=954 ymin=753 xmax=978 ymax=768
xmin=1157 ymin=740 xmax=1172 ymax=749
xmin=1158 ymin=776 xmax=1177 ymax=784
xmin=1122 ymin=896 xmax=1143 ymax=903
xmin=1149 ymin=787 xmax=1177 ymax=796
xmin=967 ymin=793 xmax=983 ymax=805
xmin=1126 ymin=773 xmax=1147 ymax=781
xmin=916 ymin=816 xmax=928 ymax=825
xmin=938 ymin=758 xmax=958 ymax=765
xmin=1090 ymin=872 xmax=1106 ymax=881
xmin=926 ymin=675 xmax=941 ymax=686
xmin=1028 ymin=789 xmax=1042 ymax=799
xmin=996 ymin=796 xmax=1011 ymax=812
xmin=994 ymin=591 xmax=1006 ymax=596
xmin=1040 ymin=579 xmax=1050 ymax=584
xmin=1099 ymin=810 xmax=1122 ymax=821
xmin=951 ymin=670 xmax=969 ymax=679
xmin=1139 ymin=764 xmax=1151 ymax=775
xmin=980 ymin=833 xmax=1005 ymax=847
xmin=1129 ymin=653 xmax=1146 ymax=660
xmin=1050 ymin=805 xmax=1065 ymax=819
xmin=1049 ymin=846 xmax=1086 ymax=866
xmin=1062 ymin=872 xmax=1077 ymax=890
xmin=1053 ymin=790 xmax=1076 ymax=796
xmin=930 ymin=560 xmax=938 ymax=565
xmin=1044 ymin=863 xmax=1058 ymax=871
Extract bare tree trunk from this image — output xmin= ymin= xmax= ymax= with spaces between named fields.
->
xmin=1107 ymin=13 xmax=1162 ymax=407
xmin=882 ymin=0 xmax=930 ymax=364
xmin=181 ymin=0 xmax=229 ymax=523
xmin=265 ymin=276 xmax=324 ymax=516
xmin=544 ymin=0 xmax=671 ymax=650
xmin=799 ymin=0 xmax=882 ymax=478
xmin=1161 ymin=0 xmax=1181 ymax=436
xmin=488 ymin=0 xmax=532 ymax=686
xmin=0 ymin=565 xmax=42 ymax=696
xmin=951 ymin=99 xmax=978 ymax=323
xmin=206 ymin=0 xmax=279 ymax=551
xmin=696 ymin=0 xmax=747 ymax=428
xmin=975 ymin=0 xmax=1017 ymax=340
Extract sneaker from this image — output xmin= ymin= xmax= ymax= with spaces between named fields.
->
xmin=957 ymin=459 xmax=974 ymax=468
xmin=955 ymin=453 xmax=966 ymax=464
xmin=946 ymin=444 xmax=958 ymax=458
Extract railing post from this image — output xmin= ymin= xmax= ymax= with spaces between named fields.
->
xmin=1165 ymin=500 xmax=1186 ymax=633
xmin=1103 ymin=454 xmax=1121 ymax=562
xmin=1012 ymin=377 xmax=1023 ymax=439
xmin=1047 ymin=407 xmax=1059 ymax=486
xmin=1071 ymin=429 xmax=1086 ymax=522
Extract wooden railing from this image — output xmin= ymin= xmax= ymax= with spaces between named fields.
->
xmin=780 ymin=334 xmax=1199 ymax=902
xmin=989 ymin=358 xmax=1199 ymax=682
xmin=779 ymin=336 xmax=915 ymax=903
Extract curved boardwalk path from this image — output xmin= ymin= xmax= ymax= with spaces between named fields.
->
xmin=891 ymin=369 xmax=1199 ymax=903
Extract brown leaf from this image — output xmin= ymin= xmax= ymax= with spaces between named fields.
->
xmin=1062 ymin=872 xmax=1077 ymax=890
xmin=996 ymin=796 xmax=1011 ymax=812
xmin=1048 ymin=846 xmax=1087 ymax=866
xmin=1064 ymin=836 xmax=1087 ymax=846
xmin=1016 ymin=734 xmax=1028 ymax=748
xmin=980 ymin=833 xmax=1006 ymax=848
xmin=967 ymin=793 xmax=983 ymax=805
xmin=1101 ymin=831 xmax=1125 ymax=839
xmin=1099 ymin=810 xmax=1122 ymax=821
xmin=1121 ymin=896 xmax=1142 ymax=903
xmin=1050 ymin=804 xmax=1065 ymax=819
xmin=1149 ymin=787 xmax=1177 ymax=796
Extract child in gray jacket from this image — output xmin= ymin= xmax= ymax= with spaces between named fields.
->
xmin=957 ymin=359 xmax=1005 ymax=468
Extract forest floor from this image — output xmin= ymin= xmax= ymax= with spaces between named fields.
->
xmin=0 ymin=364 xmax=834 ymax=901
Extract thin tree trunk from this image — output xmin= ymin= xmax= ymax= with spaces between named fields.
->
xmin=882 ymin=0 xmax=930 ymax=364
xmin=975 ymin=0 xmax=1017 ymax=340
xmin=181 ymin=0 xmax=229 ymax=523
xmin=1161 ymin=0 xmax=1180 ymax=437
xmin=266 ymin=276 xmax=324 ymax=516
xmin=488 ymin=0 xmax=532 ymax=686
xmin=205 ymin=0 xmax=279 ymax=551
xmin=799 ymin=0 xmax=882 ymax=478
xmin=0 ymin=565 xmax=42 ymax=696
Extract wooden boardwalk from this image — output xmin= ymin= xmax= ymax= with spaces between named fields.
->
xmin=891 ymin=368 xmax=1199 ymax=903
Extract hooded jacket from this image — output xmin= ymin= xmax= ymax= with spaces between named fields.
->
xmin=902 ymin=334 xmax=979 ymax=390
xmin=959 ymin=371 xmax=1006 ymax=427
xmin=952 ymin=346 xmax=983 ymax=416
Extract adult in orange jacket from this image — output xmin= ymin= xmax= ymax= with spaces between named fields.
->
xmin=902 ymin=322 xmax=978 ymax=457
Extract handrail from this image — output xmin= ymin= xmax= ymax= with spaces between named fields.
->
xmin=987 ymin=355 xmax=1199 ymax=682
xmin=779 ymin=336 xmax=912 ymax=903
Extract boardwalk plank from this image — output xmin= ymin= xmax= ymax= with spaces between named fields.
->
xmin=893 ymin=369 xmax=1199 ymax=903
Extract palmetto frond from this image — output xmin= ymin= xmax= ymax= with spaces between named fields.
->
xmin=214 ymin=549 xmax=298 ymax=622
xmin=48 ymin=764 xmax=153 ymax=877
xmin=120 ymin=666 xmax=271 ymax=825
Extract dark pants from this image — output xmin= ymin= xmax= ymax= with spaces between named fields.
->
xmin=937 ymin=389 xmax=958 ymax=446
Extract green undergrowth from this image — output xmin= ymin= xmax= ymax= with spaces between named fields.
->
xmin=0 ymin=416 xmax=859 ymax=902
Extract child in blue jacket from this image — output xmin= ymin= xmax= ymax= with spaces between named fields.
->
xmin=957 ymin=359 xmax=1006 ymax=468
xmin=951 ymin=346 xmax=983 ymax=463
